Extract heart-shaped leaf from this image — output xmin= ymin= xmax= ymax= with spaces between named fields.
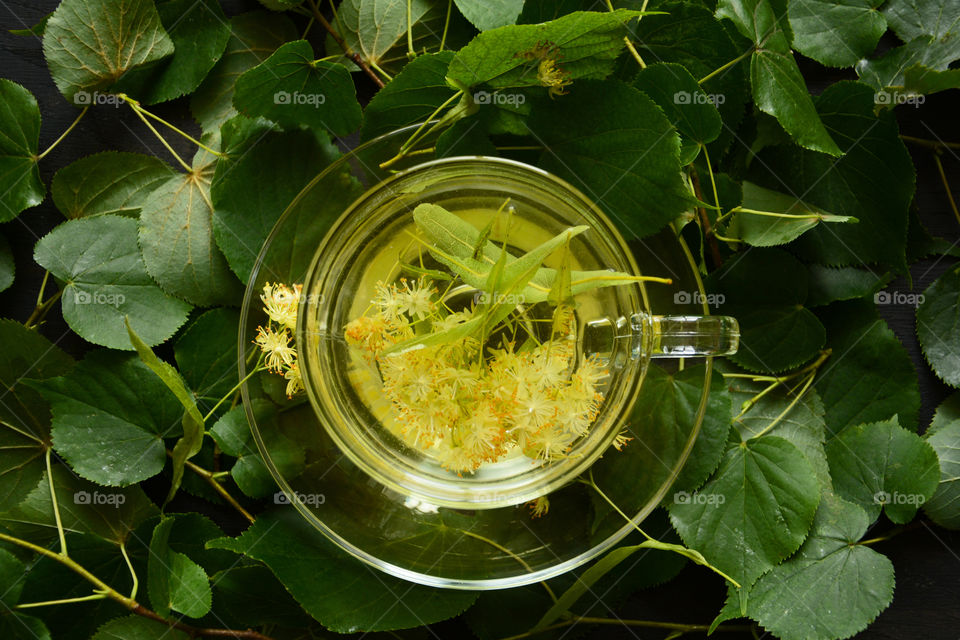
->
xmin=50 ymin=152 xmax=175 ymax=219
xmin=0 ymin=79 xmax=44 ymax=221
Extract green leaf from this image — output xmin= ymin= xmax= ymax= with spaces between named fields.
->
xmin=361 ymin=51 xmax=456 ymax=141
xmin=325 ymin=0 xmax=439 ymax=73
xmin=91 ymin=616 xmax=189 ymax=640
xmin=631 ymin=1 xmax=750 ymax=155
xmin=191 ymin=11 xmax=298 ymax=133
xmin=752 ymin=81 xmax=915 ymax=270
xmin=805 ymin=264 xmax=890 ymax=307
xmin=113 ymin=0 xmax=231 ymax=104
xmin=210 ymin=403 xmax=304 ymax=498
xmin=0 ymin=79 xmax=44 ymax=222
xmin=669 ymin=435 xmax=820 ymax=587
xmin=924 ymin=417 xmax=960 ymax=529
xmin=881 ymin=0 xmax=959 ymax=41
xmin=745 ymin=492 xmax=895 ymax=640
xmin=139 ymin=173 xmax=242 ymax=306
xmin=208 ymin=510 xmax=477 ymax=632
xmin=435 ymin=117 xmax=498 ymax=156
xmin=0 ymin=234 xmax=12 ymax=292
xmin=917 ymin=266 xmax=960 ymax=388
xmin=0 ymin=613 xmax=50 ymax=640
xmin=233 ymin=40 xmax=362 ymax=136
xmin=33 ymin=215 xmax=192 ymax=349
xmin=815 ymin=299 xmax=920 ymax=434
xmin=726 ymin=372 xmax=831 ymax=488
xmin=528 ymin=79 xmax=692 ymax=239
xmin=716 ymin=0 xmax=842 ymax=155
xmin=454 ymin=0 xmax=524 ymax=31
xmin=33 ymin=350 xmax=184 ymax=486
xmin=826 ymin=417 xmax=940 ymax=523
xmin=706 ymin=248 xmax=825 ymax=373
xmin=446 ymin=9 xmax=645 ymax=90
xmin=125 ymin=320 xmax=204 ymax=503
xmin=210 ymin=565 xmax=313 ymax=629
xmin=50 ymin=152 xmax=175 ymax=219
xmin=632 ymin=62 xmax=722 ymax=144
xmin=148 ymin=517 xmax=212 ymax=618
xmin=210 ymin=125 xmax=343 ymax=283
xmin=3 ymin=464 xmax=157 ymax=544
xmin=730 ymin=181 xmax=856 ymax=247
xmin=788 ymin=0 xmax=887 ymax=68
xmin=931 ymin=392 xmax=960 ymax=435
xmin=857 ymin=34 xmax=960 ymax=98
xmin=9 ymin=14 xmax=50 ymax=37
xmin=0 ymin=547 xmax=25 ymax=606
xmin=42 ymin=0 xmax=174 ymax=102
xmin=0 ymin=319 xmax=74 ymax=443
xmin=174 ymin=308 xmax=241 ymax=402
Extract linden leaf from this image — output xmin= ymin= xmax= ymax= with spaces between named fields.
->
xmin=815 ymin=299 xmax=920 ymax=434
xmin=139 ymin=173 xmax=242 ymax=307
xmin=728 ymin=181 xmax=856 ymax=247
xmin=33 ymin=215 xmax=192 ymax=349
xmin=33 ymin=351 xmax=185 ymax=486
xmin=746 ymin=492 xmax=895 ymax=640
xmin=751 ymin=81 xmax=915 ymax=271
xmin=632 ymin=62 xmax=722 ymax=146
xmin=826 ymin=417 xmax=940 ymax=523
xmin=916 ymin=265 xmax=960 ymax=388
xmin=454 ymin=0 xmax=524 ymax=31
xmin=50 ymin=152 xmax=175 ymax=219
xmin=191 ymin=11 xmax=299 ymax=133
xmin=210 ymin=403 xmax=304 ymax=499
xmin=447 ymin=10 xmax=645 ymax=90
xmin=148 ymin=517 xmax=213 ymax=618
xmin=325 ymin=0 xmax=438 ymax=72
xmin=233 ymin=40 xmax=362 ymax=136
xmin=361 ymin=51 xmax=456 ymax=141
xmin=0 ymin=79 xmax=44 ymax=221
xmin=42 ymin=0 xmax=175 ymax=103
xmin=716 ymin=0 xmax=842 ymax=156
xmin=91 ymin=617 xmax=189 ymax=640
xmin=174 ymin=308 xmax=241 ymax=402
xmin=669 ymin=435 xmax=820 ymax=587
xmin=528 ymin=80 xmax=692 ymax=239
xmin=924 ymin=416 xmax=960 ymax=529
xmin=112 ymin=0 xmax=231 ymax=104
xmin=805 ymin=264 xmax=890 ymax=307
xmin=788 ymin=0 xmax=887 ymax=68
xmin=208 ymin=510 xmax=477 ymax=632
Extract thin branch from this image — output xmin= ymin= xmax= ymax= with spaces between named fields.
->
xmin=182 ymin=457 xmax=256 ymax=524
xmin=307 ymin=0 xmax=385 ymax=89
xmin=36 ymin=108 xmax=89 ymax=161
xmin=933 ymin=152 xmax=960 ymax=229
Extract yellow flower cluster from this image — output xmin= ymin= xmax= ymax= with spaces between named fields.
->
xmin=255 ymin=282 xmax=304 ymax=398
xmin=345 ymin=277 xmax=608 ymax=474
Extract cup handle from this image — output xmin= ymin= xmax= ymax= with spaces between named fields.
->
xmin=633 ymin=313 xmax=740 ymax=358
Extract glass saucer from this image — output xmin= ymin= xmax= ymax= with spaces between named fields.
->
xmin=239 ymin=123 xmax=716 ymax=589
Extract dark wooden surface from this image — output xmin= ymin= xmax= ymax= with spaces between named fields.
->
xmin=2 ymin=2 xmax=959 ymax=638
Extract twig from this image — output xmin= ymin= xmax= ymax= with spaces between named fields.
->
xmin=307 ymin=0 xmax=385 ymax=89
xmin=181 ymin=456 xmax=256 ymax=524
xmin=689 ymin=166 xmax=724 ymax=268
xmin=933 ymin=152 xmax=960 ymax=229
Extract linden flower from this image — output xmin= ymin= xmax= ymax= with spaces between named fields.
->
xmin=398 ymin=277 xmax=436 ymax=319
xmin=284 ymin=361 xmax=303 ymax=398
xmin=255 ymin=325 xmax=296 ymax=372
xmin=261 ymin=282 xmax=301 ymax=330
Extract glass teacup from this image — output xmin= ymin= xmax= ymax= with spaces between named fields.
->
xmin=296 ymin=157 xmax=739 ymax=511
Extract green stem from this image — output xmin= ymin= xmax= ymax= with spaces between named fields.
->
xmin=583 ymin=472 xmax=740 ymax=587
xmin=203 ymin=366 xmax=267 ymax=423
xmin=183 ymin=458 xmax=255 ymax=524
xmin=406 ymin=0 xmax=414 ymax=56
xmin=120 ymin=95 xmax=222 ymax=159
xmin=700 ymin=49 xmax=752 ymax=84
xmin=440 ymin=0 xmax=452 ymax=50
xmin=748 ymin=370 xmax=816 ymax=439
xmin=301 ymin=15 xmax=315 ymax=39
xmin=379 ymin=90 xmax=464 ymax=168
xmin=126 ymin=103 xmax=192 ymax=172
xmin=36 ymin=108 xmax=89 ymax=161
xmin=35 ymin=270 xmax=50 ymax=308
xmin=16 ymin=593 xmax=107 ymax=608
xmin=120 ymin=541 xmax=138 ymax=600
xmin=900 ymin=134 xmax=960 ymax=151
xmin=46 ymin=449 xmax=68 ymax=556
xmin=308 ymin=0 xmax=385 ymax=89
xmin=1 ymin=419 xmax=44 ymax=444
xmin=368 ymin=59 xmax=394 ymax=82
xmin=24 ymin=288 xmax=63 ymax=329
xmin=457 ymin=529 xmax=558 ymax=602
